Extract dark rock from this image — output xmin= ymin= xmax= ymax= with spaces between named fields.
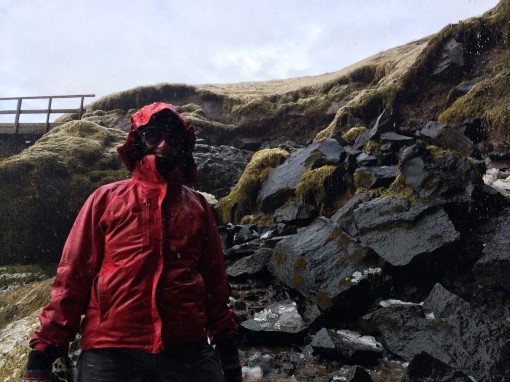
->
xmin=345 ymin=147 xmax=363 ymax=172
xmin=473 ymin=214 xmax=510 ymax=292
xmin=227 ymin=248 xmax=272 ymax=279
xmin=331 ymin=192 xmax=374 ymax=237
xmin=224 ymin=239 xmax=261 ymax=263
xmin=423 ymin=284 xmax=510 ymax=380
xmin=353 ymin=165 xmax=398 ymax=189
xmin=458 ymin=117 xmax=484 ymax=144
xmin=399 ymin=143 xmax=485 ymax=202
xmin=268 ymin=217 xmax=383 ymax=318
xmin=259 ymin=224 xmax=297 ymax=240
xmin=356 ymin=153 xmax=378 ymax=167
xmin=232 ymin=138 xmax=264 ymax=151
xmin=380 ymin=131 xmax=416 ymax=144
xmin=361 ymin=284 xmax=510 ymax=381
xmin=353 ymin=111 xmax=389 ymax=150
xmin=418 ymin=121 xmax=474 ymax=157
xmin=274 ymin=201 xmax=316 ymax=225
xmin=324 ymin=365 xmax=374 ymax=382
xmin=354 ymin=198 xmax=460 ymax=267
xmin=234 ymin=224 xmax=259 ymax=244
xmin=194 ymin=144 xmax=252 ymax=197
xmin=310 ymin=328 xmax=383 ymax=365
xmin=259 ymin=138 xmax=345 ymax=210
xmin=240 ymin=301 xmax=308 ymax=345
xmin=353 ymin=132 xmax=372 ymax=151
xmin=446 ymin=80 xmax=476 ymax=107
xmin=219 ymin=223 xmax=237 ymax=250
xmin=259 ymin=224 xmax=298 ymax=248
xmin=402 ymin=351 xmax=472 ymax=382
xmin=279 ymin=140 xmax=305 ymax=151
xmin=433 ymin=38 xmax=464 ymax=78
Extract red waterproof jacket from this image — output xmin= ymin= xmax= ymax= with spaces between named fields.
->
xmin=30 ymin=102 xmax=238 ymax=354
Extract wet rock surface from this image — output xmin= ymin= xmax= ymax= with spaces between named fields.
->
xmin=221 ymin=113 xmax=510 ymax=381
xmin=194 ymin=143 xmax=253 ymax=198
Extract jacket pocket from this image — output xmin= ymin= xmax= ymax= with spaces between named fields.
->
xmin=97 ymin=273 xmax=109 ymax=320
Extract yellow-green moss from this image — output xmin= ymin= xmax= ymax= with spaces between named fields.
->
xmin=378 ymin=173 xmax=420 ymax=204
xmin=364 ymin=140 xmax=381 ymax=155
xmin=353 ymin=169 xmax=374 ymax=189
xmin=0 ymin=121 xmax=128 ymax=264
xmin=295 ymin=165 xmax=337 ymax=213
xmin=341 ymin=126 xmax=367 ymax=144
xmin=219 ymin=148 xmax=290 ymax=222
xmin=177 ymin=103 xmax=205 ymax=117
xmin=239 ymin=213 xmax=275 ymax=226
xmin=439 ymin=69 xmax=510 ymax=144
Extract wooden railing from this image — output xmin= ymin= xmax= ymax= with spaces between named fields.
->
xmin=0 ymin=94 xmax=95 ymax=134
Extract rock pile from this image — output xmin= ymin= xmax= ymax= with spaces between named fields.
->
xmin=221 ymin=117 xmax=510 ymax=381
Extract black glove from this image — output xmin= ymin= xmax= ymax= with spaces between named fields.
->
xmin=218 ymin=345 xmax=242 ymax=382
xmin=223 ymin=366 xmax=243 ymax=382
xmin=21 ymin=350 xmax=55 ymax=382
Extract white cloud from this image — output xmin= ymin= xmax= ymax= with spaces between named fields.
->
xmin=0 ymin=0 xmax=500 ymax=103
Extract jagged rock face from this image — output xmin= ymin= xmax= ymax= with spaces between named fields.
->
xmin=310 ymin=328 xmax=383 ymax=365
xmin=399 ymin=143 xmax=485 ymax=203
xmin=473 ymin=212 xmax=510 ymax=292
xmin=418 ymin=120 xmax=474 ymax=157
xmin=354 ymin=198 xmax=460 ymax=268
xmin=402 ymin=352 xmax=472 ymax=382
xmin=194 ymin=143 xmax=253 ymax=198
xmin=240 ymin=301 xmax=308 ymax=345
xmin=324 ymin=366 xmax=374 ymax=382
xmin=273 ymin=201 xmax=316 ymax=225
xmin=259 ymin=138 xmax=345 ymax=211
xmin=268 ymin=218 xmax=383 ymax=316
xmin=361 ymin=284 xmax=510 ymax=381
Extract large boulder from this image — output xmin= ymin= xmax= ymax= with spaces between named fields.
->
xmin=473 ymin=213 xmax=510 ymax=292
xmin=310 ymin=328 xmax=383 ymax=365
xmin=361 ymin=284 xmax=510 ymax=381
xmin=418 ymin=120 xmax=474 ymax=157
xmin=354 ymin=198 xmax=460 ymax=268
xmin=259 ymin=138 xmax=345 ymax=211
xmin=399 ymin=143 xmax=485 ymax=204
xmin=268 ymin=217 xmax=384 ymax=318
xmin=194 ymin=144 xmax=252 ymax=198
xmin=240 ymin=301 xmax=308 ymax=345
xmin=402 ymin=351 xmax=472 ymax=382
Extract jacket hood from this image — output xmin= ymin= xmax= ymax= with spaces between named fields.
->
xmin=117 ymin=102 xmax=197 ymax=184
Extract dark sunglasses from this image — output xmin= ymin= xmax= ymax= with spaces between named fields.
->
xmin=141 ymin=129 xmax=182 ymax=146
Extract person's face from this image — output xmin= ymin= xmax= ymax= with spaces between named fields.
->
xmin=141 ymin=129 xmax=182 ymax=159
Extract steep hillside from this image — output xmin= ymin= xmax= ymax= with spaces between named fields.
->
xmin=55 ymin=0 xmax=510 ymax=151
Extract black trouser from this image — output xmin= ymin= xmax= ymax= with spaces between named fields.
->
xmin=75 ymin=343 xmax=225 ymax=382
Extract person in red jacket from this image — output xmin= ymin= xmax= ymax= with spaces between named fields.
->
xmin=22 ymin=102 xmax=242 ymax=382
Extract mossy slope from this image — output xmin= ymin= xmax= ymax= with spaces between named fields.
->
xmin=0 ymin=121 xmax=128 ymax=264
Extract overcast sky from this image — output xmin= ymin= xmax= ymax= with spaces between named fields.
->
xmin=0 ymin=0 xmax=500 ymax=118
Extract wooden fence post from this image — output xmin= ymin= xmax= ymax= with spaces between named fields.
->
xmin=45 ymin=97 xmax=53 ymax=133
xmin=14 ymin=98 xmax=22 ymax=134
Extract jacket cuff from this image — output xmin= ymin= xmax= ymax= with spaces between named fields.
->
xmin=217 ymin=344 xmax=241 ymax=370
xmin=25 ymin=350 xmax=55 ymax=372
